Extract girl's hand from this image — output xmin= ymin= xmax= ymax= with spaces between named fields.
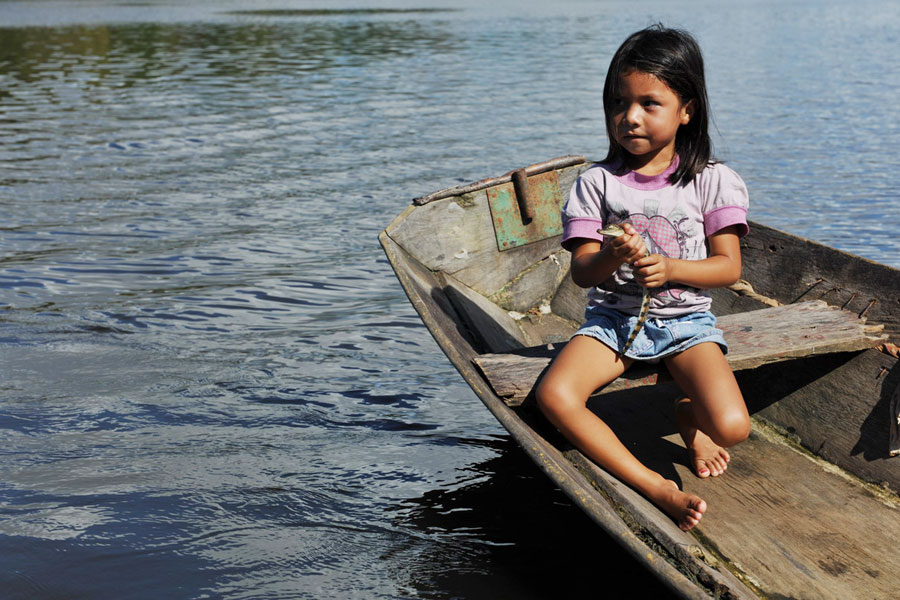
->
xmin=633 ymin=254 xmax=672 ymax=288
xmin=606 ymin=223 xmax=647 ymax=265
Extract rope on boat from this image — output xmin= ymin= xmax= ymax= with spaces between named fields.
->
xmin=727 ymin=279 xmax=782 ymax=307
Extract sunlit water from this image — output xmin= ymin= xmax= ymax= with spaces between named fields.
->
xmin=1 ymin=1 xmax=898 ymax=598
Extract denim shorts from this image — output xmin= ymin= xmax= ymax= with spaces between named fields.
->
xmin=574 ymin=305 xmax=727 ymax=363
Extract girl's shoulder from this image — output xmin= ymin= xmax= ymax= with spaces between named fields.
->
xmin=694 ymin=162 xmax=750 ymax=236
xmin=695 ymin=161 xmax=747 ymax=187
xmin=579 ymin=161 xmax=618 ymax=182
xmin=568 ymin=161 xmax=619 ymax=197
xmin=693 ymin=162 xmax=750 ymax=205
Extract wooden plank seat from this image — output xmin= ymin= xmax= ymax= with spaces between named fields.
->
xmin=473 ymin=300 xmax=887 ymax=406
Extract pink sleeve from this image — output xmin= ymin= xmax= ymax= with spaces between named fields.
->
xmin=704 ymin=206 xmax=749 ymax=238
xmin=700 ymin=163 xmax=750 ymax=238
xmin=561 ymin=167 xmax=607 ymax=251
xmin=562 ymin=217 xmax=605 ymax=251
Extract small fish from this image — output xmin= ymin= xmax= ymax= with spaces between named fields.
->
xmin=598 ymin=223 xmax=650 ymax=357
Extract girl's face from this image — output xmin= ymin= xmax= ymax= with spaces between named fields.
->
xmin=609 ymin=70 xmax=693 ymax=173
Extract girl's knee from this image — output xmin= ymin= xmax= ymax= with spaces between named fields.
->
xmin=534 ymin=380 xmax=561 ymax=413
xmin=711 ymin=410 xmax=750 ymax=447
xmin=534 ymin=379 xmax=581 ymax=419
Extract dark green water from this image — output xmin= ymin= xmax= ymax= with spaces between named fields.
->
xmin=1 ymin=1 xmax=898 ymax=598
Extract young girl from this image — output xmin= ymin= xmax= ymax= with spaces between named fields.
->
xmin=535 ymin=25 xmax=751 ymax=531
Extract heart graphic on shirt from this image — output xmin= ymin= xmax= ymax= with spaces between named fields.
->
xmin=628 ymin=213 xmax=681 ymax=258
xmin=628 ymin=214 xmax=687 ymax=303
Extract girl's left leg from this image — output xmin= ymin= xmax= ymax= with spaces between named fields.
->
xmin=663 ymin=342 xmax=751 ymax=478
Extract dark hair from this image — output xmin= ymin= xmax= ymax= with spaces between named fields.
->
xmin=602 ymin=25 xmax=713 ymax=185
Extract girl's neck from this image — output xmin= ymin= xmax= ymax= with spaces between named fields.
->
xmin=611 ymin=154 xmax=679 ymax=191
xmin=624 ymin=144 xmax=678 ymax=176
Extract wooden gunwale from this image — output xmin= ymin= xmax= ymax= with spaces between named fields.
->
xmin=412 ymin=155 xmax=586 ymax=205
xmin=381 ymin=158 xmax=900 ymax=599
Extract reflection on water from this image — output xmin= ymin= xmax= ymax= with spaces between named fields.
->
xmin=392 ymin=436 xmax=676 ymax=598
xmin=0 ymin=0 xmax=898 ymax=598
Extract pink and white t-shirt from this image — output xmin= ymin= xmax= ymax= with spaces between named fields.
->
xmin=561 ymin=159 xmax=750 ymax=317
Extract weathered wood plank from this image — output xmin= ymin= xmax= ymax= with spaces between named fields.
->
xmin=548 ymin=263 xmax=587 ymax=323
xmin=687 ymin=423 xmax=900 ymax=599
xmin=488 ymin=250 xmax=569 ymax=312
xmin=388 ymin=190 xmax=563 ymax=297
xmin=438 ymin=271 xmax=537 ymax=353
xmin=378 ymin=229 xmax=481 ymax=363
xmin=514 ymin=311 xmax=579 ymax=347
xmin=566 ymin=381 xmax=900 ymax=599
xmin=892 ymin=378 xmax=900 ymax=457
xmin=562 ymin=447 xmax=759 ymax=600
xmin=474 ymin=301 xmax=887 ymax=404
xmin=721 ymin=300 xmax=885 ymax=369
xmin=709 ymin=284 xmax=778 ymax=316
xmin=472 ymin=349 xmax=667 ymax=402
xmin=740 ymin=222 xmax=900 ymax=341
xmin=740 ymin=349 xmax=900 ymax=492
xmin=709 ymin=284 xmax=900 ymax=490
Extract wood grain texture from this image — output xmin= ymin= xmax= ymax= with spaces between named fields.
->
xmin=740 ymin=349 xmax=900 ymax=492
xmin=891 ymin=379 xmax=900 ymax=456
xmin=551 ymin=383 xmax=900 ymax=600
xmin=739 ymin=222 xmax=900 ymax=341
xmin=378 ymin=229 xmax=480 ymax=363
xmin=515 ymin=311 xmax=579 ymax=347
xmin=683 ymin=426 xmax=900 ymax=599
xmin=438 ymin=271 xmax=537 ymax=352
xmin=549 ymin=263 xmax=587 ymax=322
xmin=488 ymin=250 xmax=569 ymax=312
xmin=561 ymin=445 xmax=759 ymax=600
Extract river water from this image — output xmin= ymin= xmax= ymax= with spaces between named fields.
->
xmin=1 ymin=1 xmax=898 ymax=598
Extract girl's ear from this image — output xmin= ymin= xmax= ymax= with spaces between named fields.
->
xmin=680 ymin=99 xmax=695 ymax=125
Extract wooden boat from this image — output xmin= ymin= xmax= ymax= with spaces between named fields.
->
xmin=379 ymin=155 xmax=900 ymax=599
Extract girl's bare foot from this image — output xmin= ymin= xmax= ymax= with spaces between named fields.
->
xmin=647 ymin=478 xmax=706 ymax=530
xmin=675 ymin=398 xmax=730 ymax=478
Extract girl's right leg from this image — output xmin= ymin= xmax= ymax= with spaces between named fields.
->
xmin=535 ymin=335 xmax=707 ymax=531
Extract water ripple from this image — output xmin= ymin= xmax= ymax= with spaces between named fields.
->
xmin=1 ymin=1 xmax=898 ymax=598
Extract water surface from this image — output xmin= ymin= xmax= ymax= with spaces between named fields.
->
xmin=1 ymin=1 xmax=898 ymax=598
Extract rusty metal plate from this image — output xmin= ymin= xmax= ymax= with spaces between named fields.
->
xmin=486 ymin=170 xmax=563 ymax=251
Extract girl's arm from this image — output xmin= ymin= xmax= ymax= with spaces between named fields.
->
xmin=633 ymin=225 xmax=742 ymax=290
xmin=570 ymin=223 xmax=648 ymax=288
